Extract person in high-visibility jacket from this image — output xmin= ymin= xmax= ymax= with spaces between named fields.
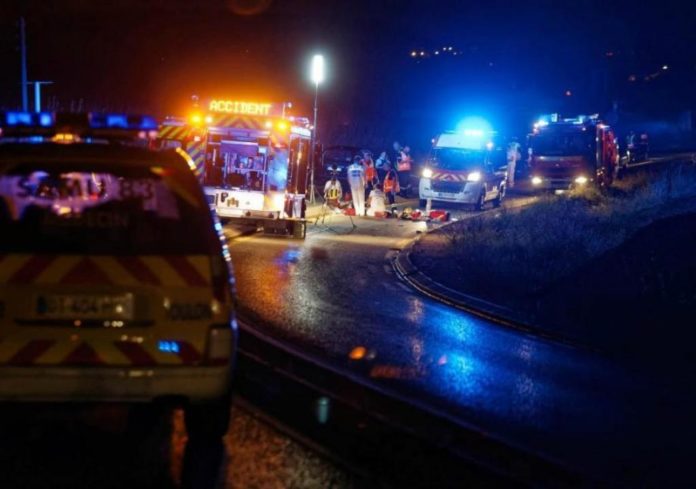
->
xmin=364 ymin=156 xmax=378 ymax=200
xmin=347 ymin=156 xmax=366 ymax=216
xmin=324 ymin=174 xmax=343 ymax=209
xmin=383 ymin=162 xmax=399 ymax=214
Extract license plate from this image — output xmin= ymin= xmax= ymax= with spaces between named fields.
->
xmin=35 ymin=294 xmax=134 ymax=320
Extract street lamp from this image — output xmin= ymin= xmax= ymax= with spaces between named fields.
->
xmin=309 ymin=54 xmax=325 ymax=204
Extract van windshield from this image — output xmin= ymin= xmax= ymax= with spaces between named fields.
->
xmin=430 ymin=148 xmax=489 ymax=171
xmin=0 ymin=161 xmax=217 ymax=255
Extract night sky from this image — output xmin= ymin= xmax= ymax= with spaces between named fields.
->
xmin=1 ymin=0 xmax=695 ymax=148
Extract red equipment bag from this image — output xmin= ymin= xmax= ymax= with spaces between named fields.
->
xmin=429 ymin=210 xmax=450 ymax=222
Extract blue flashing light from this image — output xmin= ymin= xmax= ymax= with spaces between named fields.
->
xmin=6 ymin=111 xmax=33 ymax=126
xmin=158 ymin=340 xmax=180 ymax=354
xmin=107 ymin=114 xmax=128 ymax=128
xmin=38 ymin=113 xmax=54 ymax=127
xmin=140 ymin=116 xmax=157 ymax=130
xmin=455 ymin=116 xmax=493 ymax=137
xmin=90 ymin=113 xmax=158 ymax=131
xmin=3 ymin=111 xmax=54 ymax=128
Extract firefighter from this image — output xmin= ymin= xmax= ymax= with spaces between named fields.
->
xmin=347 ymin=155 xmax=366 ymax=216
xmin=383 ymin=162 xmax=399 ymax=215
xmin=507 ymin=140 xmax=521 ymax=188
xmin=396 ymin=145 xmax=413 ymax=197
xmin=364 ymin=156 xmax=378 ymax=200
xmin=375 ymin=151 xmax=390 ymax=182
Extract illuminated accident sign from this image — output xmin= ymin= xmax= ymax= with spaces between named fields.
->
xmin=208 ymin=100 xmax=273 ymax=116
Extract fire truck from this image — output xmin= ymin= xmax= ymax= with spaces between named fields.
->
xmin=158 ymin=99 xmax=311 ymax=238
xmin=527 ymin=114 xmax=619 ymax=190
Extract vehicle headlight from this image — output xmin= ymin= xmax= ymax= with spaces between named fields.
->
xmin=531 ymin=176 xmax=543 ymax=185
xmin=574 ymin=176 xmax=588 ymax=185
xmin=271 ymin=193 xmax=286 ymax=210
xmin=422 ymin=168 xmax=433 ymax=179
xmin=467 ymin=171 xmax=482 ymax=182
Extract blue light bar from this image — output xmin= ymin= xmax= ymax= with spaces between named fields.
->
xmin=89 ymin=113 xmax=156 ymax=130
xmin=1 ymin=112 xmax=158 ymax=141
xmin=4 ymin=111 xmax=54 ymax=127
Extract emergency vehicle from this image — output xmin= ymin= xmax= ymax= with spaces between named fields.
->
xmin=0 ymin=112 xmax=236 ymax=439
xmin=527 ymin=114 xmax=619 ymax=190
xmin=157 ymin=99 xmax=312 ymax=238
xmin=419 ymin=130 xmax=507 ymax=210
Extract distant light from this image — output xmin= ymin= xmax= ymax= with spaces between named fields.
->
xmin=486 ymin=141 xmax=494 ymax=150
xmin=420 ymin=51 xmax=425 ymax=56
xmin=662 ymin=64 xmax=669 ymax=70
xmin=190 ymin=113 xmax=202 ymax=125
xmin=349 ymin=346 xmax=367 ymax=360
xmin=52 ymin=133 xmax=75 ymax=142
xmin=565 ymin=90 xmax=572 ymax=96
xmin=410 ymin=51 xmax=417 ymax=57
xmin=531 ymin=176 xmax=543 ymax=185
xmin=628 ymin=74 xmax=637 ymax=82
xmin=265 ymin=120 xmax=273 ymax=129
xmin=434 ymin=50 xmax=440 ymax=55
xmin=38 ymin=113 xmax=53 ymax=127
xmin=574 ymin=175 xmax=588 ymax=185
xmin=204 ymin=115 xmax=213 ymax=124
xmin=277 ymin=120 xmax=288 ymax=131
xmin=422 ymin=168 xmax=433 ymax=178
xmin=311 ymin=54 xmax=325 ymax=85
xmin=605 ymin=51 xmax=614 ymax=57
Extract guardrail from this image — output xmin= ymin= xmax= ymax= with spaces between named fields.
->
xmin=234 ymin=313 xmax=585 ymax=487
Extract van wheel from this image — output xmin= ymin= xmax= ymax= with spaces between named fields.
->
xmin=493 ymin=185 xmax=505 ymax=207
xmin=475 ymin=191 xmax=486 ymax=211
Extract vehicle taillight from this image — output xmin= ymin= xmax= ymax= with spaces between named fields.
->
xmin=206 ymin=323 xmax=236 ymax=366
xmin=210 ymin=254 xmax=232 ymax=304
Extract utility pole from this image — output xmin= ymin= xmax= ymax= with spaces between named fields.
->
xmin=28 ymin=81 xmax=53 ymax=112
xmin=19 ymin=17 xmax=28 ymax=111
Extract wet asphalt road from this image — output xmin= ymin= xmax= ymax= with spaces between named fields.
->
xmin=228 ymin=194 xmax=695 ymax=487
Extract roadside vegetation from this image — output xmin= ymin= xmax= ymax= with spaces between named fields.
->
xmin=413 ymin=160 xmax=696 ymax=357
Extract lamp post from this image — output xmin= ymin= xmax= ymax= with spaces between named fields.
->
xmin=309 ymin=54 xmax=325 ymax=204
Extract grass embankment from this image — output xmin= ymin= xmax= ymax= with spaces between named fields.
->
xmin=413 ymin=163 xmax=696 ymax=359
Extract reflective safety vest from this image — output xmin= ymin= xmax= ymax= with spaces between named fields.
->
xmin=384 ymin=170 xmax=399 ymax=193
xmin=325 ymin=184 xmax=341 ymax=200
xmin=397 ymin=152 xmax=412 ymax=172
xmin=365 ymin=165 xmax=376 ymax=182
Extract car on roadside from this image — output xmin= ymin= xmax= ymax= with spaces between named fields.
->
xmin=0 ymin=112 xmax=237 ymax=440
xmin=320 ymin=145 xmax=361 ymax=185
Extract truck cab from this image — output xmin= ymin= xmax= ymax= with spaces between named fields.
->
xmin=419 ymin=132 xmax=507 ymax=210
xmin=528 ymin=115 xmax=618 ymax=190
